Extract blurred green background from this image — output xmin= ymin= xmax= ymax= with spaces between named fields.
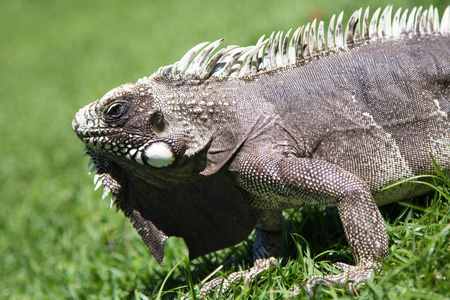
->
xmin=1 ymin=0 xmax=448 ymax=299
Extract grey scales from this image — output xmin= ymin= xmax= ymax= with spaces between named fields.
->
xmin=72 ymin=4 xmax=450 ymax=297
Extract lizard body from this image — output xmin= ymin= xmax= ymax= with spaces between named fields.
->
xmin=73 ymin=5 xmax=450 ymax=296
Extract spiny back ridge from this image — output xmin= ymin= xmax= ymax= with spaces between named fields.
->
xmin=151 ymin=5 xmax=450 ymax=81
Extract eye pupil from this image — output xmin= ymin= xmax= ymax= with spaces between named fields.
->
xmin=104 ymin=102 xmax=128 ymax=120
xmin=108 ymin=105 xmax=121 ymax=117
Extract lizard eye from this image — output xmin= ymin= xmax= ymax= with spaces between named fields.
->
xmin=104 ymin=101 xmax=129 ymax=121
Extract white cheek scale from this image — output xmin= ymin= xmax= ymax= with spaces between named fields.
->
xmin=144 ymin=142 xmax=175 ymax=168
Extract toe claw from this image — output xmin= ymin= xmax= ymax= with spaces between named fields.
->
xmin=333 ymin=262 xmax=352 ymax=271
xmin=187 ymin=257 xmax=275 ymax=298
xmin=306 ymin=261 xmax=376 ymax=296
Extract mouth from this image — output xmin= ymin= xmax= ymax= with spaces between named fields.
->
xmin=75 ymin=119 xmax=176 ymax=171
xmin=75 ymin=127 xmax=126 ymax=149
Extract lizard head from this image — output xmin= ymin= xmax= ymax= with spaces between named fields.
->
xmin=72 ymin=81 xmax=182 ymax=170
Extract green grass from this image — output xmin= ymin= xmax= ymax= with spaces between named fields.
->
xmin=1 ymin=0 xmax=449 ymax=299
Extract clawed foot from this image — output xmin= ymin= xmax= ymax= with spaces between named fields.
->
xmin=181 ymin=257 xmax=277 ymax=299
xmin=305 ymin=261 xmax=376 ymax=297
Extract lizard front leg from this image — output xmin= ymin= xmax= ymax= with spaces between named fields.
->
xmin=305 ymin=187 xmax=388 ymax=296
xmin=235 ymin=152 xmax=389 ymax=293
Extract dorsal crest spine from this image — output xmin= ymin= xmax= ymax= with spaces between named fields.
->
xmin=150 ymin=5 xmax=450 ymax=82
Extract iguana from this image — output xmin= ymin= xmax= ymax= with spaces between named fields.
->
xmin=72 ymin=4 xmax=450 ymax=297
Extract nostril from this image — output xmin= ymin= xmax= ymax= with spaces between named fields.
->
xmin=72 ymin=118 xmax=78 ymax=131
xmin=72 ymin=110 xmax=88 ymax=131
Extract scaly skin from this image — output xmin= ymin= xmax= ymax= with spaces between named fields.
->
xmin=73 ymin=5 xmax=450 ymax=297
